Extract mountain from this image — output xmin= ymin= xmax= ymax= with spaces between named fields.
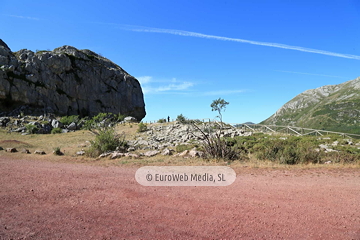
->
xmin=0 ymin=39 xmax=146 ymax=120
xmin=261 ymin=77 xmax=360 ymax=134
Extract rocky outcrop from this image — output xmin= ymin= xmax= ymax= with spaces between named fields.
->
xmin=129 ymin=122 xmax=252 ymax=150
xmin=0 ymin=39 xmax=146 ymax=120
xmin=261 ymin=77 xmax=360 ymax=133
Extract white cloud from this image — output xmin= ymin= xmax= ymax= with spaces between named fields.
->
xmin=137 ymin=76 xmax=152 ymax=84
xmin=137 ymin=76 xmax=194 ymax=94
xmin=120 ymin=25 xmax=360 ymax=60
xmin=157 ymin=82 xmax=194 ymax=92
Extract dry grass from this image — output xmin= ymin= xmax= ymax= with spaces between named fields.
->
xmin=0 ymin=129 xmax=94 ymax=156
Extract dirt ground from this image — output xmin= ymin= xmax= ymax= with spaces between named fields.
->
xmin=1 ymin=156 xmax=360 ymax=240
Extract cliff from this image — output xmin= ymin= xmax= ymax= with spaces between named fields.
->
xmin=0 ymin=39 xmax=146 ymax=120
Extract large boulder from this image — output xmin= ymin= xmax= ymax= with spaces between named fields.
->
xmin=0 ymin=39 xmax=146 ymax=120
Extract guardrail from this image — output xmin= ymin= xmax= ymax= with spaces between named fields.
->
xmin=142 ymin=119 xmax=360 ymax=138
xmin=233 ymin=123 xmax=360 ymax=139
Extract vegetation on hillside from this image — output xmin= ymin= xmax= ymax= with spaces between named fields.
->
xmin=261 ymin=78 xmax=360 ymax=134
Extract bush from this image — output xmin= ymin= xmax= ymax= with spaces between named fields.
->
xmin=176 ymin=114 xmax=187 ymax=124
xmin=53 ymin=147 xmax=63 ymax=155
xmin=252 ymin=136 xmax=323 ymax=164
xmin=51 ymin=127 xmax=62 ymax=134
xmin=25 ymin=124 xmax=39 ymax=134
xmin=191 ymin=123 xmax=240 ymax=161
xmin=82 ymin=113 xmax=120 ymax=130
xmin=86 ymin=128 xmax=128 ymax=158
xmin=117 ymin=114 xmax=126 ymax=122
xmin=157 ymin=118 xmax=167 ymax=123
xmin=60 ymin=115 xmax=79 ymax=125
xmin=176 ymin=144 xmax=195 ymax=153
xmin=137 ymin=122 xmax=148 ymax=132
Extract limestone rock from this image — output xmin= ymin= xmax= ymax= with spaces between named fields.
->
xmin=143 ymin=150 xmax=160 ymax=157
xmin=67 ymin=122 xmax=77 ymax=130
xmin=124 ymin=116 xmax=138 ymax=123
xmin=21 ymin=148 xmax=31 ymax=154
xmin=189 ymin=148 xmax=204 ymax=158
xmin=76 ymin=150 xmax=86 ymax=155
xmin=34 ymin=150 xmax=46 ymax=155
xmin=6 ymin=147 xmax=17 ymax=152
xmin=51 ymin=120 xmax=63 ymax=129
xmin=161 ymin=148 xmax=174 ymax=156
xmin=0 ymin=39 xmax=146 ymax=120
xmin=111 ymin=151 xmax=125 ymax=159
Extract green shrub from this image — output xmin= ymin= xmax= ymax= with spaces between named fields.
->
xmin=40 ymin=121 xmax=49 ymax=125
xmin=157 ymin=118 xmax=167 ymax=123
xmin=60 ymin=115 xmax=79 ymax=125
xmin=86 ymin=128 xmax=128 ymax=158
xmin=51 ymin=127 xmax=62 ymax=134
xmin=176 ymin=114 xmax=185 ymax=122
xmin=82 ymin=113 xmax=120 ymax=130
xmin=118 ymin=114 xmax=126 ymax=122
xmin=137 ymin=122 xmax=148 ymax=132
xmin=53 ymin=147 xmax=63 ymax=155
xmin=176 ymin=144 xmax=195 ymax=153
xmin=25 ymin=124 xmax=39 ymax=134
xmin=92 ymin=113 xmax=108 ymax=122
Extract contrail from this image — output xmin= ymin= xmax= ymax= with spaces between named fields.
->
xmin=275 ymin=70 xmax=348 ymax=79
xmin=120 ymin=25 xmax=360 ymax=60
xmin=4 ymin=14 xmax=40 ymax=21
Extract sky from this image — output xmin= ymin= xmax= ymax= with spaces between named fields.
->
xmin=1 ymin=0 xmax=360 ymax=124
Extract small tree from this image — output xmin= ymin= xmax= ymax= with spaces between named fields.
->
xmin=211 ymin=98 xmax=229 ymax=123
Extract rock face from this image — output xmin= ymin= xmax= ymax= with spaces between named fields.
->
xmin=0 ymin=39 xmax=146 ymax=120
xmin=261 ymin=77 xmax=360 ymax=133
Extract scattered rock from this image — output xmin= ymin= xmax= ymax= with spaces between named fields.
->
xmin=98 ymin=152 xmax=112 ymax=158
xmin=34 ymin=150 xmax=46 ymax=155
xmin=0 ymin=117 xmax=10 ymax=127
xmin=111 ymin=151 xmax=126 ymax=159
xmin=143 ymin=150 xmax=160 ymax=157
xmin=124 ymin=116 xmax=138 ymax=123
xmin=161 ymin=148 xmax=174 ymax=156
xmin=179 ymin=150 xmax=189 ymax=157
xmin=67 ymin=122 xmax=77 ymax=131
xmin=11 ymin=127 xmax=26 ymax=132
xmin=21 ymin=149 xmax=31 ymax=154
xmin=76 ymin=150 xmax=86 ymax=156
xmin=6 ymin=148 xmax=17 ymax=153
xmin=125 ymin=153 xmax=140 ymax=158
xmin=189 ymin=148 xmax=204 ymax=158
xmin=51 ymin=120 xmax=64 ymax=129
xmin=127 ymin=147 xmax=136 ymax=152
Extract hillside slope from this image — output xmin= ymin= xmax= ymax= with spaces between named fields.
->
xmin=261 ymin=77 xmax=360 ymax=134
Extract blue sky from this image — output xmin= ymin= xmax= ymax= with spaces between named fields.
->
xmin=1 ymin=0 xmax=360 ymax=123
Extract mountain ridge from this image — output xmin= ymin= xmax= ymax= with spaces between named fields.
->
xmin=261 ymin=77 xmax=360 ymax=134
